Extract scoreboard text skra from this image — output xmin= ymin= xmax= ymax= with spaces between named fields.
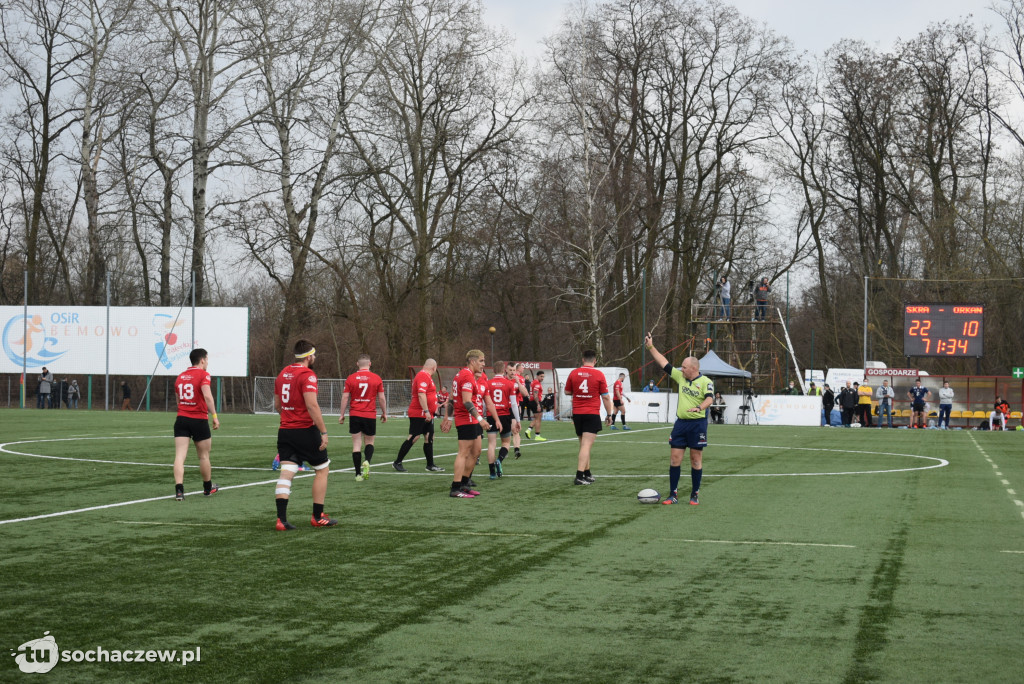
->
xmin=903 ymin=304 xmax=984 ymax=357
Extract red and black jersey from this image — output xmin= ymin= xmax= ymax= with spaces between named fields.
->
xmin=613 ymin=380 xmax=624 ymax=401
xmin=276 ymin=364 xmax=318 ymax=429
xmin=531 ymin=379 xmax=544 ymax=403
xmin=452 ymin=368 xmax=480 ymax=427
xmin=345 ymin=370 xmax=384 ymax=418
xmin=488 ymin=376 xmax=517 ymax=416
xmin=408 ymin=370 xmax=437 ymax=418
xmin=175 ymin=366 xmax=211 ymax=419
xmin=565 ymin=367 xmax=608 ymax=415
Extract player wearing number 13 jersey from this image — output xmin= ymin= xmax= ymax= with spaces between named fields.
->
xmin=564 ymin=351 xmax=613 ymax=486
xmin=273 ymin=340 xmax=336 ymax=530
xmin=172 ymin=348 xmax=220 ymax=501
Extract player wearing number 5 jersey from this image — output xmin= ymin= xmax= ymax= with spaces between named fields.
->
xmin=172 ymin=348 xmax=220 ymax=501
xmin=274 ymin=340 xmax=336 ymax=530
xmin=339 ymin=354 xmax=387 ymax=482
xmin=564 ymin=351 xmax=613 ymax=486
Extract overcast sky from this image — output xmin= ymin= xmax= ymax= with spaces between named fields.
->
xmin=482 ymin=0 xmax=999 ymax=60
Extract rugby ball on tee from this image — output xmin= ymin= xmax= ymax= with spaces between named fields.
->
xmin=637 ymin=488 xmax=661 ymax=504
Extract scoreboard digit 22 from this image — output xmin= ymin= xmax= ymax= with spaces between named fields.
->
xmin=903 ymin=303 xmax=984 ymax=357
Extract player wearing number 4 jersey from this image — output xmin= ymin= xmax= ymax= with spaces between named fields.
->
xmin=172 ymin=348 xmax=220 ymax=501
xmin=645 ymin=333 xmax=714 ymax=506
xmin=339 ymin=354 xmax=387 ymax=482
xmin=564 ymin=350 xmax=613 ymax=485
xmin=273 ymin=340 xmax=336 ymax=530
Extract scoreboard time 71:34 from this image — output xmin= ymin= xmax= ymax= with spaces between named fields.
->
xmin=903 ymin=303 xmax=984 ymax=357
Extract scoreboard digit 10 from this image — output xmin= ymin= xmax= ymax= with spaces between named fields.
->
xmin=903 ymin=303 xmax=984 ymax=357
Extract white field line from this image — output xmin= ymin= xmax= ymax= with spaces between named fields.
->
xmin=968 ymin=434 xmax=1024 ymax=523
xmin=650 ymin=537 xmax=855 ymax=549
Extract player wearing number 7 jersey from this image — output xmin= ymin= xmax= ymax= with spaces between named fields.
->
xmin=339 ymin=354 xmax=387 ymax=482
xmin=173 ymin=348 xmax=220 ymax=501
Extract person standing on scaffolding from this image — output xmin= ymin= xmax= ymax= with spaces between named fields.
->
xmin=754 ymin=277 xmax=771 ymax=321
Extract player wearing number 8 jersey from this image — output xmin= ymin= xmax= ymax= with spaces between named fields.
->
xmin=172 ymin=348 xmax=220 ymax=501
xmin=564 ymin=351 xmax=613 ymax=485
xmin=339 ymin=354 xmax=387 ymax=482
xmin=485 ymin=361 xmax=521 ymax=479
xmin=273 ymin=340 xmax=336 ymax=530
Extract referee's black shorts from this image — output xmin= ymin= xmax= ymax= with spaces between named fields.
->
xmin=277 ymin=426 xmax=329 ymax=468
xmin=173 ymin=416 xmax=211 ymax=442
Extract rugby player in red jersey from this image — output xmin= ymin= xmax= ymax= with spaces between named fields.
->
xmin=392 ymin=358 xmax=445 ymax=472
xmin=609 ymin=372 xmax=631 ymax=430
xmin=339 ymin=354 xmax=387 ymax=482
xmin=485 ymin=361 xmax=521 ymax=479
xmin=564 ymin=350 xmax=613 ymax=485
xmin=273 ymin=340 xmax=336 ymax=530
xmin=440 ymin=349 xmax=500 ymax=498
xmin=172 ymin=348 xmax=220 ymax=501
xmin=511 ymin=363 xmax=529 ymax=458
xmin=525 ymin=370 xmax=547 ymax=441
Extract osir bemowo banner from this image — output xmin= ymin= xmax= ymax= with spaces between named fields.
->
xmin=1 ymin=307 xmax=249 ymax=377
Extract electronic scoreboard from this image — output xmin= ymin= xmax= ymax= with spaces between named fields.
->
xmin=903 ymin=303 xmax=984 ymax=357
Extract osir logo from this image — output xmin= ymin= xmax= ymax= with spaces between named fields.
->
xmin=11 ymin=632 xmax=59 ymax=674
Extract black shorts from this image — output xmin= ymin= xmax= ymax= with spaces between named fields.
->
xmin=408 ymin=416 xmax=434 ymax=439
xmin=572 ymin=414 xmax=603 ymax=437
xmin=613 ymin=399 xmax=623 ymax=408
xmin=487 ymin=414 xmax=512 ymax=436
xmin=349 ymin=415 xmax=377 ymax=436
xmin=456 ymin=423 xmax=483 ymax=441
xmin=277 ymin=426 xmax=329 ymax=468
xmin=173 ymin=416 xmax=211 ymax=442
xmin=530 ymin=400 xmax=540 ymax=413
xmin=912 ymin=402 xmax=925 ymax=412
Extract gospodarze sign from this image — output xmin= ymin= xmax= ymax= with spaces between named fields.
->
xmin=0 ymin=307 xmax=249 ymax=377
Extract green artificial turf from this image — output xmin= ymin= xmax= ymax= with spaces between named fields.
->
xmin=1 ymin=409 xmax=1022 ymax=682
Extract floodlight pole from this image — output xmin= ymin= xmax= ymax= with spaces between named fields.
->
xmin=22 ymin=269 xmax=27 ymax=409
xmin=105 ymin=272 xmax=110 ymax=411
xmin=863 ymin=276 xmax=868 ymax=373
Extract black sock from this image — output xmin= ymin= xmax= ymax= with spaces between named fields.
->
xmin=353 ymin=452 xmax=361 ymax=472
xmin=691 ymin=467 xmax=703 ymax=495
xmin=489 ymin=462 xmax=496 ymax=475
xmin=498 ymin=447 xmax=508 ymax=462
xmin=576 ymin=470 xmax=585 ymax=479
xmin=276 ymin=498 xmax=288 ymax=521
xmin=620 ymin=416 xmax=627 ymax=426
xmin=203 ymin=480 xmax=212 ymax=494
xmin=313 ymin=503 xmax=324 ymax=519
xmin=450 ymin=480 xmax=462 ymax=492
xmin=423 ymin=441 xmax=434 ymax=467
xmin=514 ymin=447 xmax=521 ymax=457
xmin=175 ymin=483 xmax=184 ymax=495
xmin=395 ymin=439 xmax=414 ymax=464
xmin=461 ymin=476 xmax=470 ymax=485
xmin=364 ymin=444 xmax=374 ymax=463
xmin=584 ymin=469 xmax=592 ymax=477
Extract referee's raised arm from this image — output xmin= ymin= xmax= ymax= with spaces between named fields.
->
xmin=644 ymin=333 xmax=672 ymax=374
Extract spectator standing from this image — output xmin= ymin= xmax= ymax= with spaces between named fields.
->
xmin=907 ymin=379 xmax=931 ymax=428
xmin=937 ymin=382 xmax=954 ymax=429
xmin=876 ymin=380 xmax=895 ymax=428
xmin=37 ymin=367 xmax=53 ymax=409
xmin=857 ymin=380 xmax=873 ymax=427
xmin=822 ymin=384 xmax=835 ymax=427
xmin=68 ymin=380 xmax=80 ymax=409
xmin=58 ymin=378 xmax=70 ymax=408
xmin=642 ymin=380 xmax=660 ymax=393
xmin=807 ymin=382 xmax=822 ymax=396
xmin=754 ymin=277 xmax=771 ymax=321
xmin=121 ymin=381 xmax=133 ymax=411
xmin=839 ymin=380 xmax=858 ymax=426
xmin=717 ymin=276 xmax=731 ymax=320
